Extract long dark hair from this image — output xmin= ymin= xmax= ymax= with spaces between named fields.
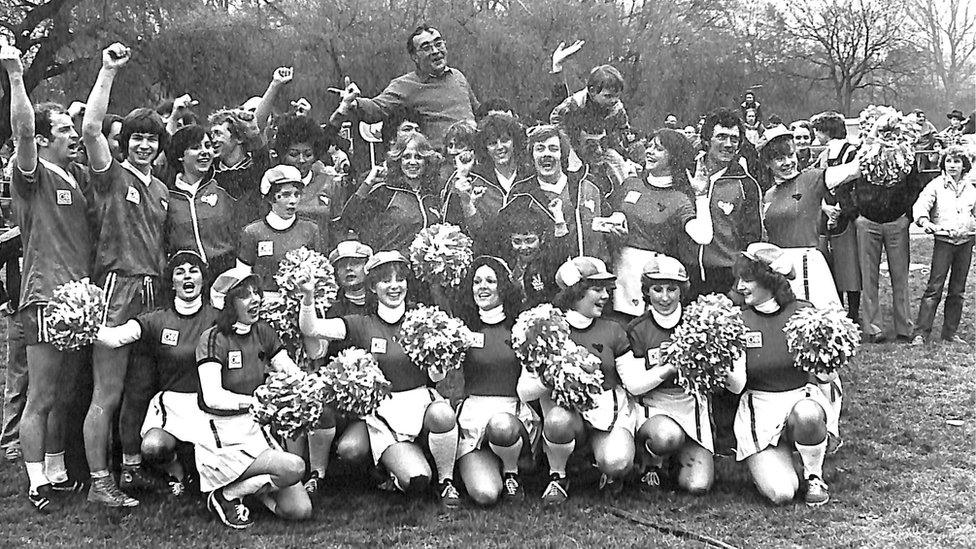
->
xmin=732 ymin=255 xmax=795 ymax=308
xmin=553 ymin=279 xmax=615 ymax=313
xmin=215 ymin=275 xmax=262 ymax=335
xmin=651 ymin=128 xmax=696 ymax=197
xmin=455 ymin=256 xmax=523 ymax=327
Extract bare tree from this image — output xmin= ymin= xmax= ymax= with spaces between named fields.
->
xmin=786 ymin=0 xmax=913 ymax=114
xmin=908 ymin=0 xmax=976 ymax=103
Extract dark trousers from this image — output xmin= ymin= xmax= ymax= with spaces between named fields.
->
xmin=915 ymin=238 xmax=974 ymax=340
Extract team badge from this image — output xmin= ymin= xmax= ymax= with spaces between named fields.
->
xmin=584 ymin=199 xmax=596 ymax=212
xmin=125 ymin=186 xmax=141 ymax=205
xmin=257 ymin=241 xmax=274 ymax=256
xmin=370 ymin=337 xmax=387 ymax=354
xmin=717 ymin=201 xmax=734 ymax=215
xmin=470 ymin=332 xmax=485 ymax=349
xmin=201 ymin=194 xmax=218 ymax=207
xmin=228 ymin=350 xmax=243 ymax=369
xmin=624 ymin=191 xmax=641 ymax=204
xmin=160 ymin=328 xmax=179 ymax=346
xmin=56 ymin=190 xmax=72 ymax=205
xmin=744 ymin=331 xmax=763 ymax=348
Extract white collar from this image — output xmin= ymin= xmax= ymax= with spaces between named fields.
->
xmin=121 ymin=160 xmax=153 ymax=186
xmin=175 ymin=296 xmax=202 ymax=315
xmin=645 ymin=173 xmax=673 ymax=188
xmin=538 ymin=172 xmax=568 ymax=195
xmin=651 ymin=307 xmax=681 ymax=329
xmin=174 ymin=173 xmax=201 ymax=195
xmin=302 ymin=169 xmax=314 ymax=186
xmin=378 ymin=302 xmax=405 ymax=323
xmin=755 ymin=299 xmax=780 ymax=314
xmin=266 ymin=211 xmax=296 ymax=230
xmin=478 ymin=304 xmax=505 ymax=325
xmin=232 ymin=321 xmax=252 ymax=335
xmin=565 ymin=310 xmax=593 ymax=329
xmin=495 ymin=168 xmax=516 ymax=192
xmin=38 ymin=158 xmax=78 ymax=189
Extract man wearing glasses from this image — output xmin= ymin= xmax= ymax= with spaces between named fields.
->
xmin=333 ymin=25 xmax=479 ymax=150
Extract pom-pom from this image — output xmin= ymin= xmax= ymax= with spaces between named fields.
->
xmin=541 ymin=341 xmax=605 ymax=412
xmin=784 ymin=306 xmax=861 ymax=376
xmin=319 ymin=348 xmax=392 ymax=417
xmin=252 ymin=370 xmax=326 ymax=439
xmin=274 ymin=246 xmax=339 ymax=313
xmin=857 ymin=108 xmax=919 ymax=188
xmin=662 ymin=293 xmax=746 ymax=397
xmin=44 ymin=280 xmax=107 ymax=351
xmin=408 ymin=223 xmax=474 ymax=288
xmin=395 ymin=304 xmax=472 ymax=379
xmin=511 ymin=304 xmax=571 ymax=375
xmin=259 ymin=292 xmax=301 ymax=351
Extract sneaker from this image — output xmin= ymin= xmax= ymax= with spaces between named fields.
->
xmin=87 ymin=476 xmax=140 ymax=508
xmin=943 ymin=335 xmax=969 ymax=345
xmin=827 ymin=436 xmax=844 ymax=456
xmin=120 ymin=465 xmax=163 ymax=492
xmin=910 ymin=335 xmax=925 ymax=346
xmin=304 ymin=471 xmax=321 ymax=495
xmin=28 ymin=484 xmax=54 ymax=514
xmin=166 ymin=476 xmax=186 ymax=498
xmin=501 ymin=473 xmax=524 ymax=500
xmin=598 ymin=473 xmax=624 ymax=498
xmin=541 ymin=473 xmax=569 ymax=505
xmin=4 ymin=446 xmax=22 ymax=462
xmin=377 ymin=471 xmax=401 ymax=493
xmin=639 ymin=467 xmax=663 ymax=493
xmin=437 ymin=479 xmax=461 ymax=509
xmin=50 ymin=479 xmax=87 ymax=493
xmin=208 ymin=489 xmax=253 ymax=529
xmin=804 ymin=475 xmax=830 ymax=507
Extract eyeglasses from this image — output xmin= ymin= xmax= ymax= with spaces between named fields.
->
xmin=417 ymin=38 xmax=446 ymax=54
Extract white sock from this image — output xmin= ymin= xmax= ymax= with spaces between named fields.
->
xmin=223 ymin=473 xmax=273 ymax=500
xmin=122 ymin=453 xmax=142 ymax=467
xmin=427 ymin=427 xmax=459 ymax=483
xmin=543 ymin=436 xmax=575 ymax=477
xmin=44 ymin=452 xmax=68 ymax=483
xmin=795 ymin=439 xmax=827 ymax=479
xmin=489 ymin=438 xmax=523 ymax=474
xmin=26 ymin=461 xmax=47 ymax=491
xmin=90 ymin=469 xmax=110 ymax=480
xmin=308 ymin=427 xmax=336 ymax=476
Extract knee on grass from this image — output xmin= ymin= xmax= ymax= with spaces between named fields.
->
xmin=759 ymin=481 xmax=797 ymax=506
xmin=423 ymin=401 xmax=457 ymax=434
xmin=276 ymin=494 xmax=313 ymax=521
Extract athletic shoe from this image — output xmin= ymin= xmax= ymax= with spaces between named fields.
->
xmin=437 ymin=479 xmax=461 ymax=509
xmin=541 ymin=473 xmax=569 ymax=505
xmin=28 ymin=484 xmax=54 ymax=514
xmin=303 ymin=471 xmax=321 ymax=495
xmin=377 ymin=471 xmax=402 ymax=493
xmin=4 ymin=446 xmax=22 ymax=462
xmin=50 ymin=479 xmax=87 ymax=493
xmin=804 ymin=475 xmax=830 ymax=507
xmin=208 ymin=489 xmax=253 ymax=529
xmin=910 ymin=335 xmax=925 ymax=346
xmin=827 ymin=435 xmax=844 ymax=456
xmin=120 ymin=465 xmax=163 ymax=492
xmin=502 ymin=473 xmax=524 ymax=500
xmin=88 ymin=476 xmax=140 ymax=508
xmin=166 ymin=477 xmax=186 ymax=498
xmin=943 ymin=335 xmax=969 ymax=345
xmin=639 ymin=467 xmax=663 ymax=494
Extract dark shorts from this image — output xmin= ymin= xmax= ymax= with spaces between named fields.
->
xmin=19 ymin=302 xmax=52 ymax=346
xmin=99 ymin=272 xmax=160 ymax=327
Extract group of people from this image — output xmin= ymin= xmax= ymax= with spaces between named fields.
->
xmin=0 ymin=22 xmax=973 ymax=530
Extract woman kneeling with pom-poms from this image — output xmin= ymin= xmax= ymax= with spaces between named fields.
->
xmin=623 ymin=255 xmax=715 ymax=495
xmin=453 ymin=256 xmax=540 ymax=505
xmin=726 ymin=243 xmax=838 ymax=507
xmin=518 ymin=257 xmax=639 ymax=504
xmin=194 ymin=267 xmax=312 ymax=529
xmin=297 ymin=251 xmax=462 ymax=509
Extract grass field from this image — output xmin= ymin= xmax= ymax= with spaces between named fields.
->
xmin=0 ymin=236 xmax=973 ymax=548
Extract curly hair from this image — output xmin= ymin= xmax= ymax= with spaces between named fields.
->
xmin=209 ymin=109 xmax=262 ymax=152
xmin=444 ymin=120 xmax=478 ymax=154
xmin=939 ymin=146 xmax=973 ymax=175
xmin=455 ymin=256 xmax=524 ymax=327
xmin=700 ymin=108 xmax=744 ymax=150
xmin=733 ymin=255 xmax=796 ymax=308
xmin=810 ymin=111 xmax=847 ymax=140
xmin=476 ymin=112 xmax=526 ymax=169
xmin=273 ymin=114 xmax=327 ymax=160
xmin=386 ymin=132 xmax=442 ymax=192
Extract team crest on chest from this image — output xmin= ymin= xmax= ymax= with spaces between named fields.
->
xmin=228 ymin=350 xmax=243 ymax=369
xmin=125 ymin=186 xmax=141 ymax=205
xmin=56 ymin=190 xmax=73 ymax=205
xmin=160 ymin=328 xmax=179 ymax=346
xmin=201 ymin=194 xmax=218 ymax=207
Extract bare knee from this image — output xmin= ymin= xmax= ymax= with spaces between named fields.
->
xmin=423 ymin=401 xmax=457 ymax=433
xmin=543 ymin=407 xmax=578 ymax=443
xmin=679 ymin=474 xmax=713 ymax=495
xmin=278 ymin=493 xmax=313 ymax=520
xmin=278 ymin=454 xmax=307 ymax=486
xmin=467 ymin=482 xmax=501 ymax=507
xmin=761 ymin=483 xmax=797 ymax=505
xmin=485 ymin=413 xmax=521 ymax=447
xmin=640 ymin=416 xmax=685 ymax=455
xmin=788 ymin=400 xmax=827 ymax=444
xmin=141 ymin=431 xmax=175 ymax=462
xmin=336 ymin=435 xmax=370 ymax=464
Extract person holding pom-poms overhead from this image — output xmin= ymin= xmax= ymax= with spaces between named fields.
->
xmin=726 ymin=243 xmax=844 ymax=507
xmin=297 ymin=251 xmax=463 ymax=510
xmin=194 ymin=267 xmax=312 ymax=529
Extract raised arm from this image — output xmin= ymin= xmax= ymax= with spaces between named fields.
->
xmin=297 ymin=277 xmax=347 ymax=340
xmin=254 ymin=67 xmax=293 ymax=131
xmin=82 ymin=43 xmax=130 ymax=172
xmin=2 ymin=42 xmax=36 ymax=172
